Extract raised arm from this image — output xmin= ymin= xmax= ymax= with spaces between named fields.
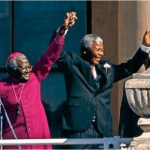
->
xmin=114 ymin=30 xmax=150 ymax=82
xmin=58 ymin=11 xmax=77 ymax=36
xmin=33 ymin=11 xmax=77 ymax=82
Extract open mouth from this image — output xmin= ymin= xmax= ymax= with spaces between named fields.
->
xmin=95 ymin=57 xmax=101 ymax=61
xmin=23 ymin=74 xmax=29 ymax=78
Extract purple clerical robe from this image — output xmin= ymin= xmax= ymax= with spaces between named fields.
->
xmin=0 ymin=33 xmax=65 ymax=149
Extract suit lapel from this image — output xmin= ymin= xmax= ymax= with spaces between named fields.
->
xmin=78 ymin=59 xmax=110 ymax=94
xmin=79 ymin=60 xmax=96 ymax=93
xmin=96 ymin=62 xmax=108 ymax=92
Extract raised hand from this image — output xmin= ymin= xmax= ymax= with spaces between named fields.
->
xmin=142 ymin=30 xmax=150 ymax=47
xmin=59 ymin=11 xmax=78 ymax=36
xmin=63 ymin=11 xmax=77 ymax=29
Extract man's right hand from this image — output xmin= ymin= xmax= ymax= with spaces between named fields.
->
xmin=58 ymin=11 xmax=78 ymax=36
xmin=63 ymin=11 xmax=78 ymax=29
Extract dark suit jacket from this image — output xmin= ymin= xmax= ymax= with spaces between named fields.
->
xmin=57 ymin=48 xmax=148 ymax=137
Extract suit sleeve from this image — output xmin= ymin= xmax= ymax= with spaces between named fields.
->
xmin=114 ymin=48 xmax=149 ymax=82
xmin=33 ymin=33 xmax=65 ymax=82
xmin=56 ymin=49 xmax=73 ymax=74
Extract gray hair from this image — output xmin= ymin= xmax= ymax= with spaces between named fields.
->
xmin=80 ymin=34 xmax=103 ymax=54
xmin=6 ymin=54 xmax=26 ymax=72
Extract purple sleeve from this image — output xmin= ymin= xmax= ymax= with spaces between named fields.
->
xmin=33 ymin=33 xmax=65 ymax=82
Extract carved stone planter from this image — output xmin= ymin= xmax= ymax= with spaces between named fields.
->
xmin=125 ymin=68 xmax=150 ymax=149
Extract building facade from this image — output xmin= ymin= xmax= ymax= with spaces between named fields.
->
xmin=0 ymin=1 xmax=150 ymax=138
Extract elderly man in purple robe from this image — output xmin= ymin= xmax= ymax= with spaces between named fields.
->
xmin=0 ymin=12 xmax=77 ymax=149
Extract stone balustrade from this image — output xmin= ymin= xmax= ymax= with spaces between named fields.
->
xmin=125 ymin=68 xmax=150 ymax=149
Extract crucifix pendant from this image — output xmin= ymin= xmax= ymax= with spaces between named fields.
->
xmin=16 ymin=103 xmax=19 ymax=117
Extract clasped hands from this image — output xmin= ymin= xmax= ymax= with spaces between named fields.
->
xmin=59 ymin=11 xmax=78 ymax=36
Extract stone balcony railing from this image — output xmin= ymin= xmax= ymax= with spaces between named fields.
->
xmin=125 ymin=68 xmax=150 ymax=149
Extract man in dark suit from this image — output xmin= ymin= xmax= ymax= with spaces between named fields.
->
xmin=57 ymin=19 xmax=150 ymax=148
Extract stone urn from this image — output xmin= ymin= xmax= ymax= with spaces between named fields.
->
xmin=125 ymin=68 xmax=150 ymax=149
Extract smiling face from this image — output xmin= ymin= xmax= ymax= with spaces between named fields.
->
xmin=88 ymin=41 xmax=105 ymax=65
xmin=16 ymin=57 xmax=32 ymax=81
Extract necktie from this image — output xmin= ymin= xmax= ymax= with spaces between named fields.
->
xmin=90 ymin=65 xmax=97 ymax=80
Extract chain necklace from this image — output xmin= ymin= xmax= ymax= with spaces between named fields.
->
xmin=12 ymin=83 xmax=25 ymax=117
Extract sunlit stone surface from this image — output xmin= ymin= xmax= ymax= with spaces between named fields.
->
xmin=125 ymin=68 xmax=150 ymax=149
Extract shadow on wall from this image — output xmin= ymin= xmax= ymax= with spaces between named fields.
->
xmin=118 ymin=86 xmax=143 ymax=138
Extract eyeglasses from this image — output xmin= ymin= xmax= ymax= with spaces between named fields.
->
xmin=18 ymin=66 xmax=32 ymax=72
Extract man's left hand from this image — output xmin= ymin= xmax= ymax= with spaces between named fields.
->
xmin=142 ymin=30 xmax=150 ymax=47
